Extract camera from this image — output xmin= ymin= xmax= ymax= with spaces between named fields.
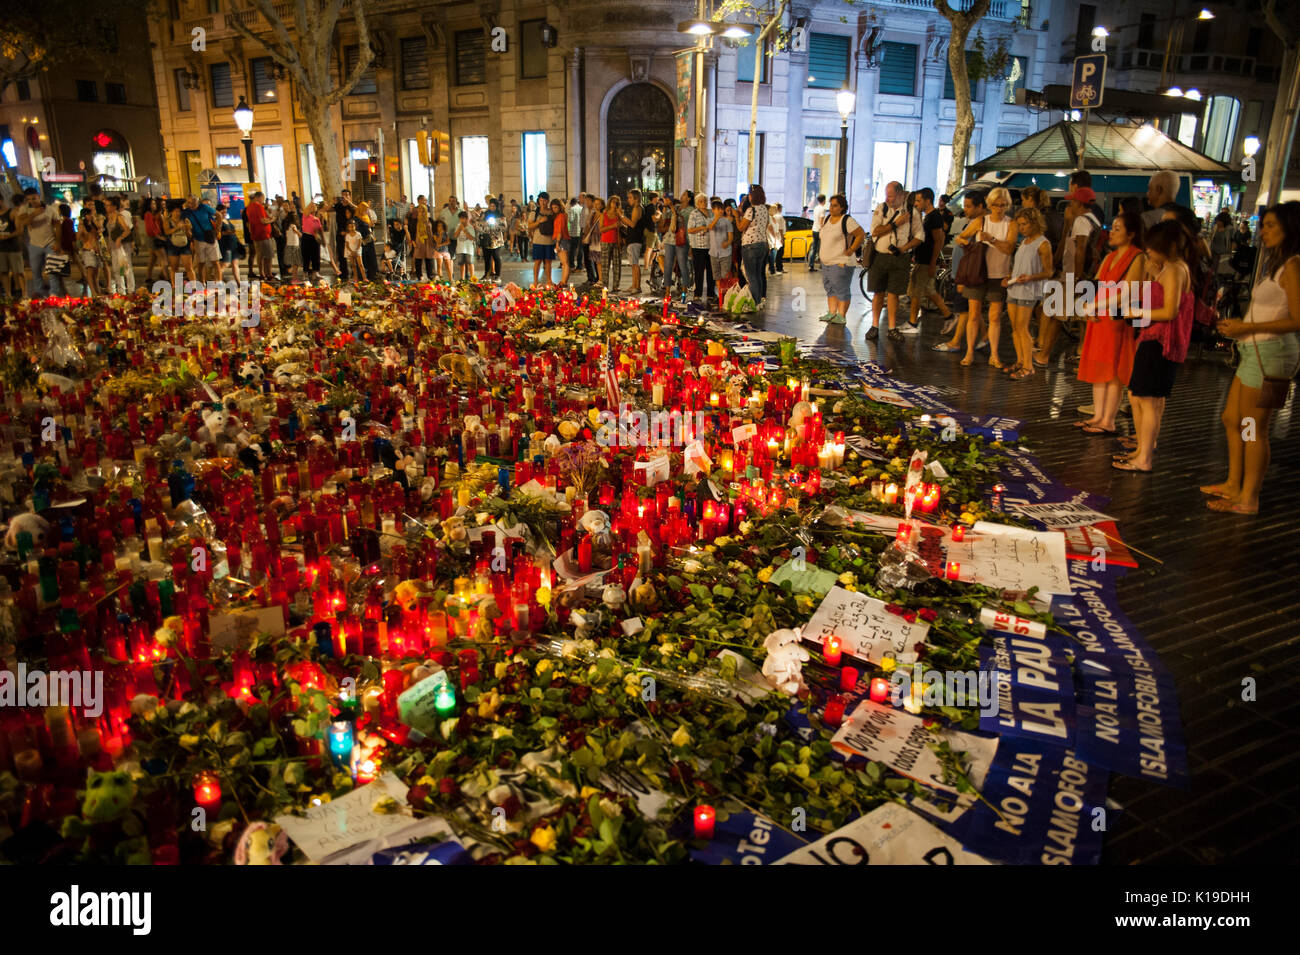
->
xmin=888 ymin=243 xmax=901 ymax=255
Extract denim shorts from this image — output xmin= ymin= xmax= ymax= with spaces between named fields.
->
xmin=625 ymin=242 xmax=643 ymax=263
xmin=1236 ymin=335 xmax=1300 ymax=390
xmin=822 ymin=264 xmax=855 ymax=301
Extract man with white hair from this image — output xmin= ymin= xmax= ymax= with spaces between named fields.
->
xmin=1142 ymin=171 xmax=1179 ymax=231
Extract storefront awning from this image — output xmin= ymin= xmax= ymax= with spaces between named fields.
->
xmin=969 ymin=120 xmax=1234 ymax=177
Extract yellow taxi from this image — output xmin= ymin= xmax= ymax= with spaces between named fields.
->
xmin=781 ymin=215 xmax=814 ymax=261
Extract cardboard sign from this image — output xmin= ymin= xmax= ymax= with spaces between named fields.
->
xmin=945 ymin=522 xmax=1072 ymax=595
xmin=831 ymin=700 xmax=997 ymax=795
xmin=397 ymin=675 xmax=446 ymax=736
xmin=207 ymin=605 xmax=286 ymax=651
xmin=802 ymin=587 xmax=930 ymax=664
xmin=1061 ymin=520 xmax=1137 ymax=569
xmin=775 ymin=803 xmax=992 ymax=865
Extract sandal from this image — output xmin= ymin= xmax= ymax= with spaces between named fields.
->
xmin=989 ymin=360 xmax=1004 ymax=369
xmin=1072 ymin=420 xmax=1099 ymax=429
xmin=1199 ymin=484 xmax=1235 ymax=498
xmin=1081 ymin=425 xmax=1117 ymax=435
xmin=931 ymin=342 xmax=961 ymax=353
xmin=1206 ymin=498 xmax=1258 ymax=514
xmin=960 ymin=356 xmax=974 ymax=366
xmin=1011 ymin=368 xmax=1034 ymax=380
xmin=1112 ymin=459 xmax=1153 ymax=472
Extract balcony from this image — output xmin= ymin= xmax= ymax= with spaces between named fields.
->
xmin=872 ymin=0 xmax=1026 ymax=21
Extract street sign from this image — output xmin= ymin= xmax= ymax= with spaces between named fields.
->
xmin=1070 ymin=54 xmax=1106 ymax=109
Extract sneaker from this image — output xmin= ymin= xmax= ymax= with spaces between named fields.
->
xmin=817 ymin=312 xmax=834 ymax=322
xmin=826 ymin=313 xmax=847 ymax=325
xmin=940 ymin=317 xmax=958 ymax=337
xmin=865 ymin=326 xmax=879 ymax=341
xmin=888 ymin=328 xmax=904 ymax=342
xmin=899 ymin=322 xmax=921 ymax=335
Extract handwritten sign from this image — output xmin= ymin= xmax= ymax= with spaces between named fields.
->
xmin=275 ymin=773 xmax=417 ymax=862
xmin=1005 ymin=498 xmax=1115 ymax=529
xmin=776 ymin=802 xmax=992 ymax=865
xmin=803 ymin=587 xmax=930 ymax=663
xmin=208 ymin=605 xmax=286 ymax=651
xmin=831 ymin=700 xmax=998 ymax=795
xmin=945 ymin=522 xmax=1072 ymax=595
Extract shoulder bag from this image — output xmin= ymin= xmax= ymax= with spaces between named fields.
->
xmin=1254 ymin=337 xmax=1296 ymax=409
xmin=954 ymin=217 xmax=988 ymax=287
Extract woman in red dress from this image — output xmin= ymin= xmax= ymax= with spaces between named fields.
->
xmin=1075 ymin=210 xmax=1146 ymax=435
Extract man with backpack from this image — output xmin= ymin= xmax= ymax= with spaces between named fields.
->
xmin=1034 ymin=185 xmax=1100 ymax=366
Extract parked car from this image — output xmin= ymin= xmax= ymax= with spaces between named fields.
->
xmin=781 ymin=215 xmax=813 ymax=261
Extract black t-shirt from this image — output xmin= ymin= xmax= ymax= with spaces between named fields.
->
xmin=0 ymin=210 xmax=19 ymax=252
xmin=914 ymin=209 xmax=946 ymax=264
xmin=938 ymin=207 xmax=955 ymax=235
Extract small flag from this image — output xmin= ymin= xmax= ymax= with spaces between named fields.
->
xmin=603 ymin=340 xmax=621 ymax=411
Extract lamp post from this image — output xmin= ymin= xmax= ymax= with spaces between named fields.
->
xmin=233 ymin=96 xmax=255 ymax=183
xmin=677 ymin=7 xmax=717 ymax=196
xmin=835 ymin=87 xmax=855 ymax=198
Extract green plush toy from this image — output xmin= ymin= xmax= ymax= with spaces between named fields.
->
xmin=60 ymin=769 xmax=151 ymax=864
xmin=81 ymin=769 xmax=137 ymax=823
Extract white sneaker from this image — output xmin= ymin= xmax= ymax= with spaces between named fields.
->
xmin=899 ymin=322 xmax=921 ymax=335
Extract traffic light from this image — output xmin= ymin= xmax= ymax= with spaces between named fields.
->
xmin=368 ymin=159 xmax=378 ymax=177
xmin=431 ymin=130 xmax=450 ymax=166
xmin=416 ymin=133 xmax=430 ymax=167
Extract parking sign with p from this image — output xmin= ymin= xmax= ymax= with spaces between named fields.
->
xmin=1071 ymin=54 xmax=1106 ymax=109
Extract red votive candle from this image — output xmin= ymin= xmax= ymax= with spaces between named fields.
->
xmin=946 ymin=561 xmax=961 ymax=581
xmin=870 ymin=677 xmax=891 ymax=703
xmin=951 ymin=524 xmax=966 ymax=542
xmin=823 ymin=635 xmax=842 ymax=666
xmin=824 ymin=695 xmax=846 ymax=727
xmin=694 ymin=805 xmax=716 ymax=840
xmin=840 ymin=666 xmax=859 ymax=691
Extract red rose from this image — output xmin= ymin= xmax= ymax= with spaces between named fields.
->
xmin=918 ymin=608 xmax=938 ymax=623
xmin=407 ymin=784 xmax=430 ymax=806
xmin=500 ymin=794 xmax=522 ymax=819
xmin=438 ymin=777 xmax=458 ymax=796
xmin=903 ymin=611 xmax=917 ymax=623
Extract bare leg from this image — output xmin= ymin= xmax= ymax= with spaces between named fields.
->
xmin=986 ymin=301 xmax=1004 ymax=365
xmin=886 ymin=292 xmax=900 ymax=330
xmin=963 ymin=300 xmax=984 ymax=363
xmin=1234 ymin=388 xmax=1272 ymax=509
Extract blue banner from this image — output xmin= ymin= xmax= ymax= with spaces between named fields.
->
xmin=689 ymin=811 xmax=807 ymax=865
xmin=950 ymin=738 xmax=1108 ymax=865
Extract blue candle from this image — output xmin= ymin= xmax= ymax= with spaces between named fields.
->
xmin=328 ymin=719 xmax=355 ymax=762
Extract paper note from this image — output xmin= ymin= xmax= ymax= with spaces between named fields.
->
xmin=207 ymin=605 xmax=286 ymax=651
xmin=775 ymin=802 xmax=992 ymax=865
xmin=731 ymin=423 xmax=758 ymax=444
xmin=831 ymin=700 xmax=998 ymax=795
xmin=1005 ymin=499 xmax=1115 ymax=529
xmin=802 ymin=587 xmax=930 ymax=663
xmin=863 ymin=386 xmax=915 ymax=408
xmin=768 ymin=559 xmax=839 ymax=594
xmin=946 ymin=522 xmax=1072 ymax=595
xmin=275 ymin=773 xmax=417 ymax=862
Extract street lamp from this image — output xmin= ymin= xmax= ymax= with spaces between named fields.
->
xmin=1244 ymin=136 xmax=1260 ymax=157
xmin=835 ymin=87 xmax=855 ymax=197
xmin=676 ymin=6 xmax=720 ymax=195
xmin=233 ymin=96 xmax=255 ymax=184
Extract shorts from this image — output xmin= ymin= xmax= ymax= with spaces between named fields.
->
xmin=81 ymin=251 xmax=102 ymax=268
xmin=625 ymin=242 xmax=643 ymax=264
xmin=908 ymin=263 xmax=936 ymax=300
xmin=166 ymin=241 xmax=190 ymax=257
xmin=194 ymin=240 xmax=219 ymax=264
xmin=963 ymin=281 xmax=1008 ymax=303
xmin=0 ymin=250 xmax=24 ymax=274
xmin=1129 ymin=339 xmax=1179 ymax=398
xmin=867 ymin=251 xmax=910 ymax=295
xmin=1235 ymin=335 xmax=1300 ymax=390
xmin=454 ymin=252 xmax=473 ymax=267
xmin=821 ymin=264 xmax=855 ymax=301
xmin=152 ymin=237 xmax=168 ymax=251
xmin=219 ymin=237 xmax=237 ymax=263
xmin=256 ymin=238 xmax=275 ymax=261
xmin=531 ymin=243 xmax=555 ymax=261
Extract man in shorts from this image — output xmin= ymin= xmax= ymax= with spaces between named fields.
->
xmin=0 ymin=194 xmax=25 ymax=299
xmin=245 ymin=192 xmax=276 ymax=281
xmin=184 ymin=196 xmax=220 ymax=282
xmin=904 ymin=187 xmax=953 ymax=332
xmin=865 ymin=181 xmax=922 ymax=342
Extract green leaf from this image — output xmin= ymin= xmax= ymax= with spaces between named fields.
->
xmin=689 ymin=584 xmax=711 ymax=603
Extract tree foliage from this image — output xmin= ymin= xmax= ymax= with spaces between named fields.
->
xmin=0 ymin=0 xmax=139 ymax=92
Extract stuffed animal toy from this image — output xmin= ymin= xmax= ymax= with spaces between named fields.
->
xmin=80 ymin=768 xmax=137 ymax=823
xmin=761 ymin=628 xmax=809 ymax=696
xmin=4 ymin=511 xmax=50 ymax=551
xmin=234 ymin=822 xmax=289 ymax=865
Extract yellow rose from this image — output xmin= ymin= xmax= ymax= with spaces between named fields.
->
xmin=838 ymin=572 xmax=856 ymax=585
xmin=880 ymin=657 xmax=897 ymax=673
xmin=558 ymin=420 xmax=580 ymax=441
xmin=756 ymin=566 xmax=775 ymax=583
xmin=670 ymin=725 xmax=693 ymax=747
xmin=530 ymin=825 xmax=558 ymax=853
xmin=179 ymin=734 xmax=200 ymax=751
xmin=535 ymin=659 xmax=553 ymax=675
xmin=495 ymin=661 xmax=509 ymax=679
xmin=960 ymin=512 xmax=975 ymax=525
xmin=580 ymin=785 xmax=601 ymax=800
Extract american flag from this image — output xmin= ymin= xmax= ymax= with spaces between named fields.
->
xmin=603 ymin=339 xmax=621 ymax=412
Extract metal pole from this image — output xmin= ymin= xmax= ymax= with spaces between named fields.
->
xmin=748 ymin=1 xmax=787 ymax=187
xmin=694 ymin=0 xmax=705 ymax=196
xmin=837 ymin=120 xmax=848 ymax=195
xmin=1077 ymin=108 xmax=1089 ymax=172
xmin=377 ymin=124 xmax=388 ymax=247
xmin=243 ymin=136 xmax=255 ymax=183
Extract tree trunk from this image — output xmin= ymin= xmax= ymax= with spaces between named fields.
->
xmin=947 ymin=33 xmax=976 ymax=196
xmin=302 ymin=91 xmax=344 ymax=202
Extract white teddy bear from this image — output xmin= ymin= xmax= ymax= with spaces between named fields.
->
xmin=4 ymin=512 xmax=51 ymax=551
xmin=761 ymin=628 xmax=810 ymax=696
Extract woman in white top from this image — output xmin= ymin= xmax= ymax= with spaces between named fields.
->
xmin=956 ymin=186 xmax=1018 ymax=367
xmin=817 ymin=194 xmax=865 ymax=325
xmin=1202 ymin=201 xmax=1300 ymax=514
xmin=767 ymin=204 xmax=786 ymax=274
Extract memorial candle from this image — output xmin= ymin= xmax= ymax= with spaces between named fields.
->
xmin=946 ymin=561 xmax=961 ymax=581
xmin=693 ymin=804 xmax=716 ymax=840
xmin=884 ymin=483 xmax=899 ymax=504
xmin=193 ymin=771 xmax=221 ymax=813
xmin=840 ymin=666 xmax=859 ymax=691
xmin=951 ymin=524 xmax=966 ymax=542
xmin=869 ymin=677 xmax=891 ymax=703
xmin=823 ymin=695 xmax=846 ymax=727
xmin=823 ymin=635 xmax=842 ymax=666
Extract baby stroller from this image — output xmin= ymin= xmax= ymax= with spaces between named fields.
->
xmin=383 ymin=231 xmax=410 ymax=282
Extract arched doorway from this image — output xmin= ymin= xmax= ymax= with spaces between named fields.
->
xmin=606 ymin=83 xmax=673 ymax=198
xmin=90 ymin=130 xmax=134 ymax=192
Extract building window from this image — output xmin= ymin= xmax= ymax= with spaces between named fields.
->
xmin=1003 ymin=56 xmax=1028 ymax=104
xmin=406 ymin=138 xmax=429 ymax=200
xmin=936 ymin=143 xmax=953 ymax=194
xmin=301 ymin=143 xmax=322 ymax=203
xmin=943 ymin=61 xmax=978 ymax=101
xmin=106 ymin=82 xmax=127 ymax=104
xmin=210 ymin=62 xmax=233 ymax=108
xmin=807 ymin=33 xmax=850 ymax=90
xmin=1138 ymin=14 xmax=1156 ymax=49
xmin=91 ymin=129 xmax=132 ymax=187
xmin=872 ymin=140 xmax=912 ymax=199
xmin=877 ymin=43 xmax=918 ymax=97
xmin=260 ymin=144 xmax=287 ymax=200
xmin=251 ymin=57 xmax=277 ymax=103
xmin=344 ymin=45 xmax=378 ymax=95
xmin=15 ymin=79 xmax=30 ymax=100
xmin=459 ymin=136 xmax=490 ymax=208
xmin=736 ymin=31 xmax=772 ymax=84
xmin=173 ymin=70 xmax=192 ymax=111
xmin=401 ymin=36 xmax=429 ymax=90
xmin=522 ymin=131 xmax=547 ymax=200
xmin=76 ymin=80 xmax=98 ymax=102
xmin=1074 ymin=4 xmax=1096 ymax=55
xmin=803 ymin=138 xmax=840 ymax=211
xmin=455 ymin=29 xmax=486 ymax=86
xmin=1203 ymin=95 xmax=1241 ymax=163
xmin=736 ymin=132 xmax=765 ymax=200
xmin=520 ymin=19 xmax=548 ymax=80
xmin=95 ymin=20 xmax=119 ymax=53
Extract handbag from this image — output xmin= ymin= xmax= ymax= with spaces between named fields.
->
xmin=1253 ymin=337 xmax=1295 ymax=409
xmin=954 ymin=221 xmax=988 ymax=287
xmin=43 ymin=251 xmax=70 ymax=276
xmin=169 ymin=231 xmax=189 ymax=248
